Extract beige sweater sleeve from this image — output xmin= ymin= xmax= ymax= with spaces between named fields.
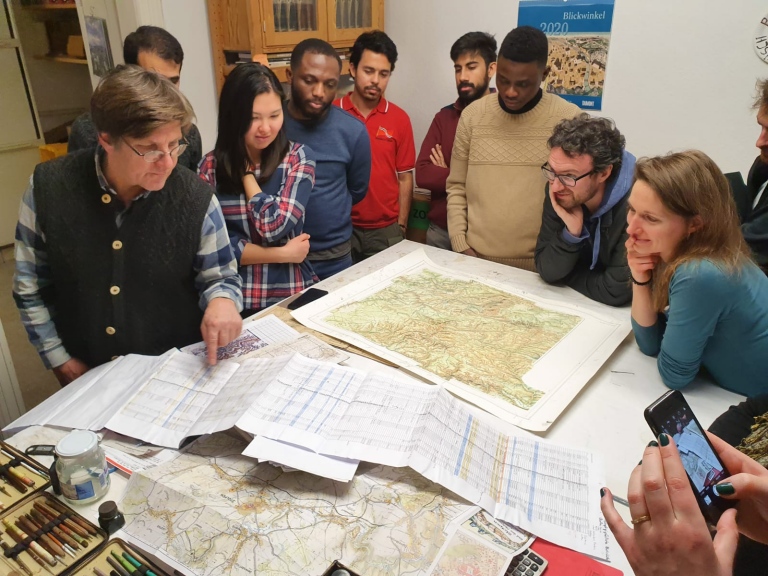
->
xmin=446 ymin=109 xmax=471 ymax=253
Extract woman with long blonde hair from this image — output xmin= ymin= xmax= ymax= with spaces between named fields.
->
xmin=627 ymin=150 xmax=768 ymax=396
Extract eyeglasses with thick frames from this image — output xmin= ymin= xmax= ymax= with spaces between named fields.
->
xmin=541 ymin=163 xmax=595 ymax=187
xmin=123 ymin=138 xmax=188 ymax=163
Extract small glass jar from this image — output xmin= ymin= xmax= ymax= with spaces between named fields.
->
xmin=55 ymin=430 xmax=110 ymax=505
xmin=98 ymin=500 xmax=125 ymax=534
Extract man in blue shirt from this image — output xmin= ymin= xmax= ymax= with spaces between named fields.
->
xmin=284 ymin=39 xmax=371 ymax=280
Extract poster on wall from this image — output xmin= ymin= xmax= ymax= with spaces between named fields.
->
xmin=518 ymin=0 xmax=615 ymax=111
xmin=84 ymin=16 xmax=114 ymax=78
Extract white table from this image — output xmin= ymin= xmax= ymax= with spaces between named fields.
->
xmin=310 ymin=241 xmax=745 ymax=574
xmin=7 ymin=241 xmax=745 ymax=576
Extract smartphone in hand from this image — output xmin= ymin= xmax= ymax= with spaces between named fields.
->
xmin=644 ymin=390 xmax=736 ymax=523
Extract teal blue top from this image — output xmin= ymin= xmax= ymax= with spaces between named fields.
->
xmin=632 ymin=259 xmax=768 ymax=397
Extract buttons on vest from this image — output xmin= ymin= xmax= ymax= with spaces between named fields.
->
xmin=101 ymin=194 xmax=112 ymax=204
xmin=105 ymin=326 xmax=116 ymax=335
xmin=112 ymin=240 xmax=123 ymax=250
xmin=109 ymin=286 xmax=120 ymax=295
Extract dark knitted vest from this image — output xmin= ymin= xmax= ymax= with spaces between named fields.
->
xmin=33 ymin=150 xmax=214 ymax=367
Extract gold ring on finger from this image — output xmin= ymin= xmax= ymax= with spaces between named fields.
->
xmin=631 ymin=514 xmax=651 ymax=525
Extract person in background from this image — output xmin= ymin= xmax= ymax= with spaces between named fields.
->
xmin=415 ymin=31 xmax=497 ymax=251
xmin=446 ymin=26 xmax=580 ymax=270
xmin=335 ymin=30 xmax=416 ymax=262
xmin=535 ymin=114 xmax=635 ymax=306
xmin=284 ymin=38 xmax=371 ymax=280
xmin=726 ymin=79 xmax=768 ymax=273
xmin=68 ymin=25 xmax=203 ymax=172
xmin=198 ymin=63 xmax=316 ymax=316
xmin=627 ymin=150 xmax=768 ymax=397
xmin=14 ymin=65 xmax=243 ymax=384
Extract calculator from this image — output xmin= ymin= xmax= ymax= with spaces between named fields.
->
xmin=505 ymin=547 xmax=548 ymax=575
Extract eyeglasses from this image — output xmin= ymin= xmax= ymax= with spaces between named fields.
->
xmin=541 ymin=163 xmax=595 ymax=187
xmin=122 ymin=138 xmax=188 ymax=163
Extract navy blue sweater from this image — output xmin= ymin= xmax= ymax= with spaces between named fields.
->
xmin=284 ymin=106 xmax=371 ymax=253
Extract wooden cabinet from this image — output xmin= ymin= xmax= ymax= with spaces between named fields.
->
xmin=207 ymin=0 xmax=383 ymax=92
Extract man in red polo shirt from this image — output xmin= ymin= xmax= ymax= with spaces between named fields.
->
xmin=335 ymin=30 xmax=415 ymax=262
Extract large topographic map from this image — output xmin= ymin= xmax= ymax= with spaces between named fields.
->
xmin=120 ymin=433 xmax=471 ymax=576
xmin=292 ymin=249 xmax=630 ymax=431
xmin=326 ymin=270 xmax=581 ymax=410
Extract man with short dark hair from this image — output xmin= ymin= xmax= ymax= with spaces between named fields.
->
xmin=68 ymin=26 xmax=202 ymax=171
xmin=416 ymin=32 xmax=497 ymax=250
xmin=14 ymin=65 xmax=243 ymax=385
xmin=535 ymin=114 xmax=635 ymax=306
xmin=335 ymin=30 xmax=415 ymax=262
xmin=447 ymin=26 xmax=580 ymax=270
xmin=283 ymin=38 xmax=371 ymax=280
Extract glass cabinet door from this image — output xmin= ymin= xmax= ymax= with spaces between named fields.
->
xmin=326 ymin=0 xmax=380 ymax=42
xmin=262 ymin=0 xmax=327 ymax=47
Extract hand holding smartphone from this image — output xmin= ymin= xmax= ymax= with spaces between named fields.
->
xmin=644 ymin=390 xmax=736 ymax=523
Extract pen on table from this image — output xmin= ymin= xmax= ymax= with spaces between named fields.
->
xmin=30 ymin=507 xmax=81 ymax=550
xmin=0 ymin=467 xmax=27 ymax=494
xmin=123 ymin=550 xmax=159 ymax=576
xmin=94 ymin=568 xmax=109 ymax=576
xmin=107 ymin=553 xmax=131 ymax=576
xmin=35 ymin=501 xmax=91 ymax=542
xmin=47 ymin=498 xmax=99 ymax=536
xmin=7 ymin=465 xmax=35 ymax=488
xmin=15 ymin=516 xmax=65 ymax=563
xmin=0 ymin=482 xmax=11 ymax=497
xmin=112 ymin=550 xmax=139 ymax=574
xmin=612 ymin=494 xmax=629 ymax=507
xmin=2 ymin=525 xmax=56 ymax=574
xmin=0 ymin=540 xmax=33 ymax=576
xmin=3 ymin=520 xmax=58 ymax=566
xmin=25 ymin=513 xmax=76 ymax=558
xmin=0 ymin=451 xmax=37 ymax=488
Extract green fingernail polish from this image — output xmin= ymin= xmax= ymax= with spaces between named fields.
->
xmin=647 ymin=440 xmax=658 ymax=447
xmin=715 ymin=483 xmax=735 ymax=495
xmin=600 ymin=488 xmax=606 ymax=498
xmin=659 ymin=433 xmax=669 ymax=446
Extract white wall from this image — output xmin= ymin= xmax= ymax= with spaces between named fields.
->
xmin=385 ymin=0 xmax=768 ymax=177
xmin=161 ymin=0 xmax=218 ymax=154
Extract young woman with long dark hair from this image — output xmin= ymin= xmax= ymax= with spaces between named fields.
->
xmin=199 ymin=63 xmax=316 ymax=315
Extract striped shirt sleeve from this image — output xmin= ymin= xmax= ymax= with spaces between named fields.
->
xmin=12 ymin=179 xmax=70 ymax=369
xmin=247 ymin=144 xmax=316 ymax=242
xmin=193 ymin=194 xmax=244 ymax=311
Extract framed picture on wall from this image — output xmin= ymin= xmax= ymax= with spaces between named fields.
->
xmin=84 ymin=15 xmax=113 ymax=77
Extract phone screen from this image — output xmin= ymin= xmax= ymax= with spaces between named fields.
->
xmin=644 ymin=391 xmax=734 ymax=522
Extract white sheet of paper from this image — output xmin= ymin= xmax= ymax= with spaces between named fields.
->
xmin=242 ymin=436 xmax=359 ymax=482
xmin=236 ymin=354 xmax=609 ymax=559
xmin=3 ymin=351 xmax=174 ymax=434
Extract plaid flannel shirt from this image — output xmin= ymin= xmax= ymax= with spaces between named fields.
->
xmin=197 ymin=142 xmax=316 ymax=311
xmin=13 ymin=148 xmax=243 ymax=369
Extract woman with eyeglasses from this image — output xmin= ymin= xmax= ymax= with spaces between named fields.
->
xmin=199 ymin=63 xmax=316 ymax=316
xmin=626 ymin=150 xmax=768 ymax=397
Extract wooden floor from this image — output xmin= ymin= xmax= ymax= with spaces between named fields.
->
xmin=0 ymin=245 xmax=59 ymax=412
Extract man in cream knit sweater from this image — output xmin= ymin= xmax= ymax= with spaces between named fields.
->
xmin=446 ymin=26 xmax=580 ymax=271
